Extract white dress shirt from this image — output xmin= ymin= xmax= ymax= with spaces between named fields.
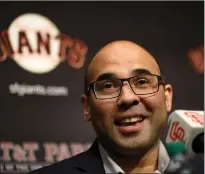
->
xmin=98 ymin=141 xmax=170 ymax=173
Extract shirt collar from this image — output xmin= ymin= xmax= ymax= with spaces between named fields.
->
xmin=98 ymin=141 xmax=170 ymax=173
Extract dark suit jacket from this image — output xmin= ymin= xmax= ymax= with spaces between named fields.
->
xmin=29 ymin=140 xmax=106 ymax=174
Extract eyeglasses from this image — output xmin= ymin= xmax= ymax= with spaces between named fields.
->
xmin=87 ymin=74 xmax=163 ymax=99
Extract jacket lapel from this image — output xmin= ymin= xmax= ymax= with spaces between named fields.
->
xmin=75 ymin=139 xmax=106 ymax=173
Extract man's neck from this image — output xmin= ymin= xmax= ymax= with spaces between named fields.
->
xmin=107 ymin=142 xmax=159 ymax=173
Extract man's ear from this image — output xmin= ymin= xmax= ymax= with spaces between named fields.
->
xmin=164 ymin=84 xmax=173 ymax=112
xmin=81 ymin=94 xmax=91 ymax=121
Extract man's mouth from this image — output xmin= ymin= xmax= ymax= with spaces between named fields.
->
xmin=114 ymin=115 xmax=146 ymax=133
xmin=114 ymin=116 xmax=145 ymax=126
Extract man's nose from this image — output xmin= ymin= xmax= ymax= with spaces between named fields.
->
xmin=117 ymin=82 xmax=140 ymax=110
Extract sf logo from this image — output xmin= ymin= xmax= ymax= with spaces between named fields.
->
xmin=169 ymin=121 xmax=185 ymax=141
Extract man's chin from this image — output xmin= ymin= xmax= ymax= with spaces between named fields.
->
xmin=113 ymin=139 xmax=150 ymax=152
xmin=114 ymin=134 xmax=158 ymax=150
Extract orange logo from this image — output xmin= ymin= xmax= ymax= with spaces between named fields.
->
xmin=0 ymin=13 xmax=88 ymax=74
xmin=187 ymin=45 xmax=204 ymax=74
xmin=184 ymin=112 xmax=204 ymax=126
xmin=169 ymin=121 xmax=185 ymax=141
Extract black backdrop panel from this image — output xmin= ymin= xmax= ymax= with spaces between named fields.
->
xmin=0 ymin=2 xmax=204 ymax=173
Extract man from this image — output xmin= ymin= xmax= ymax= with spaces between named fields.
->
xmin=30 ymin=40 xmax=173 ymax=174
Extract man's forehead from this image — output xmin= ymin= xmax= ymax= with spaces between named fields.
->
xmin=87 ymin=41 xmax=161 ymax=81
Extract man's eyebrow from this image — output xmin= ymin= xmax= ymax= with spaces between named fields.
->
xmin=93 ymin=69 xmax=154 ymax=82
xmin=95 ymin=73 xmax=116 ymax=81
xmin=132 ymin=68 xmax=153 ymax=75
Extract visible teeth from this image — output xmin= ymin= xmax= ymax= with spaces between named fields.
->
xmin=121 ymin=116 xmax=143 ymax=123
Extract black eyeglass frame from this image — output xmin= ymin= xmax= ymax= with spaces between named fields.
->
xmin=86 ymin=74 xmax=164 ymax=99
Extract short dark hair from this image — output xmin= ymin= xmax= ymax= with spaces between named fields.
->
xmin=83 ymin=59 xmax=92 ymax=95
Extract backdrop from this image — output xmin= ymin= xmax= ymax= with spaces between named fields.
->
xmin=0 ymin=2 xmax=204 ymax=174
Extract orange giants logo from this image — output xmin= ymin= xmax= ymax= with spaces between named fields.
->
xmin=187 ymin=45 xmax=204 ymax=74
xmin=0 ymin=13 xmax=88 ymax=74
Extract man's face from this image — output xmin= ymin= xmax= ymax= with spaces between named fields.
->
xmin=81 ymin=41 xmax=173 ymax=155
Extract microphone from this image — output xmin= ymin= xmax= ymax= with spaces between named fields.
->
xmin=165 ymin=141 xmax=204 ymax=174
xmin=166 ymin=110 xmax=204 ymax=157
xmin=164 ymin=110 xmax=204 ymax=174
xmin=165 ymin=141 xmax=193 ymax=174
